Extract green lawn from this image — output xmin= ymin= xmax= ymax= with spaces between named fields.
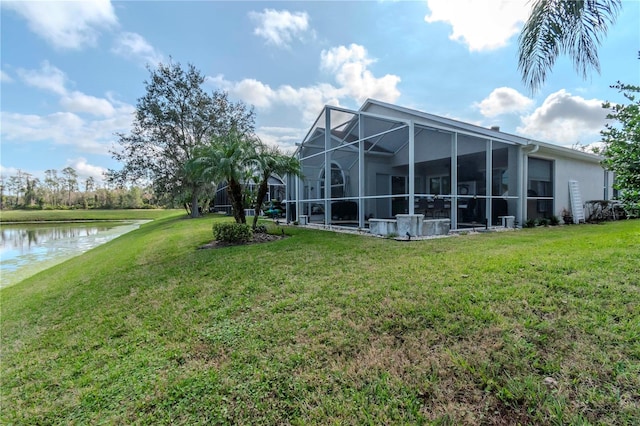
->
xmin=1 ymin=217 xmax=639 ymax=424
xmin=0 ymin=209 xmax=182 ymax=223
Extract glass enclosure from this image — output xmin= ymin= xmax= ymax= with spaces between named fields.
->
xmin=291 ymin=105 xmax=525 ymax=230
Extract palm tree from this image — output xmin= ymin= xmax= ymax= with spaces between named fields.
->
xmin=251 ymin=144 xmax=302 ymax=229
xmin=189 ymin=129 xmax=258 ymax=224
xmin=181 ymin=156 xmax=210 ymax=218
xmin=518 ymin=0 xmax=621 ymax=93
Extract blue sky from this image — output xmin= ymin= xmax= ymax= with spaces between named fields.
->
xmin=1 ymin=0 xmax=638 ymax=185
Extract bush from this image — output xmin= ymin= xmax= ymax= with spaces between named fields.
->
xmin=539 ymin=218 xmax=550 ymax=227
xmin=254 ymin=225 xmax=268 ymax=234
xmin=549 ymin=215 xmax=560 ymax=226
xmin=525 ymin=218 xmax=537 ymax=228
xmin=212 ymin=223 xmax=252 ymax=243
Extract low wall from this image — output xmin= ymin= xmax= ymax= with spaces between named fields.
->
xmin=397 ymin=214 xmax=424 ymax=237
xmin=423 ymin=219 xmax=450 ymax=236
xmin=369 ymin=216 xmax=450 ymax=237
xmin=369 ymin=218 xmax=397 ymax=236
xmin=498 ymin=215 xmax=515 ymax=228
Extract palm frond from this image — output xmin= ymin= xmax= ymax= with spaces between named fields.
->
xmin=518 ymin=0 xmax=621 ymax=93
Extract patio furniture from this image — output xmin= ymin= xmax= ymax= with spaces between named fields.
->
xmin=433 ymin=198 xmax=447 ymax=218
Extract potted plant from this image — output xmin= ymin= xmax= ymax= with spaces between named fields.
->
xmin=561 ymin=207 xmax=573 ymax=225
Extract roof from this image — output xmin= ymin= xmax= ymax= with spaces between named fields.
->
xmin=361 ymin=98 xmax=603 ymax=163
xmin=297 ymin=98 xmax=603 ymax=164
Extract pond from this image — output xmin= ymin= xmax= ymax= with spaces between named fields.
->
xmin=0 ymin=221 xmax=149 ymax=288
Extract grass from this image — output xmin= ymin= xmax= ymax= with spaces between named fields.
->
xmin=0 ymin=209 xmax=182 ymax=223
xmin=1 ymin=216 xmax=639 ymax=424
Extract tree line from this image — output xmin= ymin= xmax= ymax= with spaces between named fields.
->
xmin=0 ymin=167 xmax=159 ymax=210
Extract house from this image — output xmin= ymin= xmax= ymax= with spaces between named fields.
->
xmin=214 ymin=174 xmax=286 ymax=215
xmin=285 ymin=99 xmax=613 ymax=235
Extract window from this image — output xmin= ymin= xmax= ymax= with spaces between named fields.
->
xmin=528 ymin=158 xmax=553 ymax=197
xmin=429 ymin=176 xmax=451 ymax=195
xmin=320 ymin=163 xmax=345 ymax=198
xmin=527 ymin=158 xmax=554 ymax=219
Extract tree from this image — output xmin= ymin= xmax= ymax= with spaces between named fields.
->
xmin=44 ymin=169 xmax=61 ymax=207
xmin=189 ymin=128 xmax=259 ymax=224
xmin=7 ymin=170 xmax=26 ymax=207
xmin=84 ymin=176 xmax=95 ymax=194
xmin=109 ymin=60 xmax=254 ymax=218
xmin=0 ymin=174 xmax=5 ymax=209
xmin=23 ymin=175 xmax=38 ymax=207
xmin=601 ymin=82 xmax=640 ymax=217
xmin=518 ymin=0 xmax=621 ymax=92
xmin=61 ymin=167 xmax=78 ymax=206
xmin=251 ymin=144 xmax=301 ymax=229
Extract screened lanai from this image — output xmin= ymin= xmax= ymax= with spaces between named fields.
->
xmin=215 ymin=175 xmax=285 ymax=215
xmin=286 ymin=101 xmax=523 ymax=231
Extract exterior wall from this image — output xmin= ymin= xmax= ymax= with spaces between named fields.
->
xmin=554 ymin=156 xmax=608 ymax=213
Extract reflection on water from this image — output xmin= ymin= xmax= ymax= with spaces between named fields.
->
xmin=0 ymin=221 xmax=148 ymax=288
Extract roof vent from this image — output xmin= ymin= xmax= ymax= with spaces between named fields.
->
xmin=490 ymin=126 xmax=500 ymax=131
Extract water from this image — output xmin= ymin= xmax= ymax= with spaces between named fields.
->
xmin=0 ymin=221 xmax=149 ymax=288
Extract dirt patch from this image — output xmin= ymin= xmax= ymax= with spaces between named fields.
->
xmin=198 ymin=232 xmax=287 ymax=250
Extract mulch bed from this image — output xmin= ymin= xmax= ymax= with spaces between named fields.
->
xmin=198 ymin=232 xmax=287 ymax=250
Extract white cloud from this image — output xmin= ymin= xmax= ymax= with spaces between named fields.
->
xmin=249 ymin=9 xmax=311 ymax=48
xmin=225 ymin=78 xmax=276 ymax=109
xmin=66 ymin=158 xmax=107 ymax=181
xmin=476 ymin=87 xmax=534 ymax=117
xmin=17 ymin=61 xmax=67 ymax=95
xmin=112 ymin=32 xmax=164 ymax=66
xmin=209 ymin=43 xmax=401 ymax=124
xmin=0 ymin=165 xmax=21 ymax=177
xmin=210 ymin=74 xmax=339 ymax=123
xmin=320 ymin=44 xmax=401 ymax=104
xmin=424 ymin=0 xmax=529 ymax=51
xmin=517 ymin=90 xmax=608 ymax=145
xmin=6 ymin=62 xmax=137 ymax=156
xmin=16 ymin=62 xmax=126 ymax=119
xmin=0 ymin=70 xmax=13 ymax=83
xmin=2 ymin=0 xmax=118 ymax=50
xmin=0 ymin=102 xmax=135 ymax=155
xmin=257 ymin=126 xmax=307 ymax=152
xmin=60 ymin=91 xmax=117 ymax=117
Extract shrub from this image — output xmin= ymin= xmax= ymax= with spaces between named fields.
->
xmin=549 ymin=215 xmax=560 ymax=226
xmin=525 ymin=218 xmax=537 ymax=228
xmin=254 ymin=225 xmax=268 ymax=234
xmin=539 ymin=218 xmax=551 ymax=227
xmin=212 ymin=223 xmax=252 ymax=243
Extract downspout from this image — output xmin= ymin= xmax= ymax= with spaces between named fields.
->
xmin=524 ymin=143 xmax=539 ymax=155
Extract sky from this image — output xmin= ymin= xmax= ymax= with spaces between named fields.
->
xmin=1 ymin=0 xmax=639 ymax=186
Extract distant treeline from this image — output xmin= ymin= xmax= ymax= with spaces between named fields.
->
xmin=0 ymin=167 xmax=168 ymax=210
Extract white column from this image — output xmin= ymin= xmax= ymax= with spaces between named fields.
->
xmin=295 ymin=151 xmax=301 ymax=222
xmin=486 ymin=139 xmax=492 ymax=226
xmin=451 ymin=132 xmax=458 ymax=230
xmin=358 ymin=113 xmax=365 ymax=227
xmin=518 ymin=148 xmax=526 ymax=226
xmin=408 ymin=121 xmax=415 ymax=215
xmin=324 ymin=107 xmax=331 ymax=224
